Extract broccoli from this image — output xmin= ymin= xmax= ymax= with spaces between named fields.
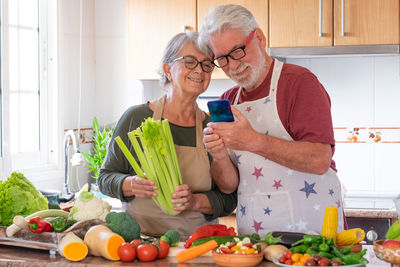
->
xmin=105 ymin=211 xmax=141 ymax=242
xmin=160 ymin=230 xmax=180 ymax=247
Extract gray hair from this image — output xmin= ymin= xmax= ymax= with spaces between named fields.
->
xmin=158 ymin=31 xmax=200 ymax=88
xmin=198 ymin=4 xmax=259 ymax=57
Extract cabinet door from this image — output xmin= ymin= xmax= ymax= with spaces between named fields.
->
xmin=198 ymin=0 xmax=268 ymax=79
xmin=269 ymin=0 xmax=333 ymax=47
xmin=334 ymin=0 xmax=400 ymax=45
xmin=126 ymin=0 xmax=196 ymax=79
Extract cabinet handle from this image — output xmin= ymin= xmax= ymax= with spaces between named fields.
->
xmin=341 ymin=0 xmax=345 ymax=36
xmin=319 ymin=0 xmax=322 ymax=37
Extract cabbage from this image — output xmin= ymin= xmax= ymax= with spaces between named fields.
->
xmin=0 ymin=172 xmax=48 ymax=226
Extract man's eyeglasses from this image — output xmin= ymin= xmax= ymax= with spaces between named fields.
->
xmin=170 ymin=55 xmax=214 ymax=73
xmin=212 ymin=30 xmax=256 ymax=68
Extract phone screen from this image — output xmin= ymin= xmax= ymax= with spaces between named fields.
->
xmin=207 ymin=99 xmax=234 ymax=122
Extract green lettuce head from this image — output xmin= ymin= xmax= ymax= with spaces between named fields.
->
xmin=0 ymin=172 xmax=48 ymax=226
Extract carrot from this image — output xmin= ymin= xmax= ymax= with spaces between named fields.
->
xmin=176 ymin=240 xmax=218 ymax=263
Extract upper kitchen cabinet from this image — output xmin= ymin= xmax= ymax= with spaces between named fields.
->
xmin=269 ymin=0 xmax=333 ymax=47
xmin=197 ymin=0 xmax=269 ymax=79
xmin=269 ymin=0 xmax=400 ymax=48
xmin=334 ymin=0 xmax=400 ymax=45
xmin=126 ymin=0 xmax=196 ymax=80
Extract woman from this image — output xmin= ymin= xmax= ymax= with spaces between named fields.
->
xmin=98 ymin=32 xmax=237 ymax=239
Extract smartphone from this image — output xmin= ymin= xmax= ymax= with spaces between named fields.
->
xmin=207 ymin=99 xmax=234 ymax=122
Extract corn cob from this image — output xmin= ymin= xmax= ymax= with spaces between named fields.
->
xmin=336 ymin=228 xmax=365 ymax=245
xmin=321 ymin=206 xmax=338 ymax=243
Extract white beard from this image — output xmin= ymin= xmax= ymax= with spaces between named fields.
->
xmin=228 ymin=47 xmax=267 ymax=90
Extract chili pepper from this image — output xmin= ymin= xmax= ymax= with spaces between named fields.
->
xmin=318 ymin=238 xmax=330 ymax=252
xmin=317 ymin=251 xmax=334 ymax=259
xmin=331 ymin=248 xmax=344 ymax=258
xmin=28 ymin=217 xmax=53 ymax=233
xmin=289 ymin=244 xmax=309 ymax=254
xmin=326 ymin=237 xmax=335 ymax=246
xmin=50 ymin=217 xmax=68 ymax=232
xmin=341 ymin=254 xmax=369 ymax=265
xmin=305 ymin=247 xmax=318 ymax=255
xmin=184 ymin=224 xmax=236 ymax=248
xmin=339 ymin=243 xmax=354 ymax=255
xmin=291 ymin=234 xmax=323 ymax=247
xmin=261 ymin=231 xmax=282 ymax=245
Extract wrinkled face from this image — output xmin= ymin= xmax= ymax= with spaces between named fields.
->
xmin=209 ymin=28 xmax=267 ymax=91
xmin=165 ymin=43 xmax=212 ymax=97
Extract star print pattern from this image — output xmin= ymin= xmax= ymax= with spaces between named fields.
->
xmin=252 ymin=167 xmax=263 ymax=180
xmin=272 ymin=180 xmax=283 ymax=190
xmin=299 ymin=181 xmax=317 ymax=198
xmin=253 ymin=220 xmax=264 ymax=233
xmin=329 ymin=189 xmax=334 ymax=196
xmin=264 ymin=207 xmax=272 ymax=215
xmin=313 ymin=203 xmax=321 ymax=211
xmin=246 ymin=106 xmax=252 ymax=112
xmin=240 ymin=204 xmax=246 ymax=216
xmin=235 ymin=153 xmax=242 ymax=164
xmin=336 ymin=200 xmax=341 ymax=208
xmin=264 ymin=97 xmax=271 ymax=104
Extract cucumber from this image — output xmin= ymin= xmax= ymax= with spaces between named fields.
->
xmin=6 ymin=209 xmax=69 ymax=237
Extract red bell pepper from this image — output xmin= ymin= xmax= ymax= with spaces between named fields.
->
xmin=184 ymin=224 xmax=236 ymax=248
xmin=28 ymin=217 xmax=53 ymax=233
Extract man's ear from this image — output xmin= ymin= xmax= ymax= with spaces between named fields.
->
xmin=163 ymin=62 xmax=171 ymax=81
xmin=254 ymin=28 xmax=267 ymax=49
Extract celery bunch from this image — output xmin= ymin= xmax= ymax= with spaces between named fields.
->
xmin=115 ymin=118 xmax=183 ymax=215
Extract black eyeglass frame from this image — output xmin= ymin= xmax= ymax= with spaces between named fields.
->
xmin=212 ymin=30 xmax=256 ymax=68
xmin=170 ymin=55 xmax=214 ymax=73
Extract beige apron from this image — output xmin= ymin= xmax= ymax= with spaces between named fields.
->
xmin=231 ymin=60 xmax=344 ymax=235
xmin=126 ymin=95 xmax=217 ymax=239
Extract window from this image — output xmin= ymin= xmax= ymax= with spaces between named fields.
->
xmin=1 ymin=0 xmax=57 ymax=178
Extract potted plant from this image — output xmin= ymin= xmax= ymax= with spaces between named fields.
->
xmin=81 ymin=117 xmax=115 ymax=196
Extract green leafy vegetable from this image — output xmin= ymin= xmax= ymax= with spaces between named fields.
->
xmin=0 ymin=172 xmax=48 ymax=226
xmin=115 ymin=117 xmax=182 ymax=215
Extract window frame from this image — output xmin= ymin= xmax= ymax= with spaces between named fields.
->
xmin=0 ymin=0 xmax=59 ymax=179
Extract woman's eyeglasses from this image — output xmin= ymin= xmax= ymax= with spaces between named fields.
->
xmin=170 ymin=55 xmax=214 ymax=73
xmin=212 ymin=30 xmax=256 ymax=68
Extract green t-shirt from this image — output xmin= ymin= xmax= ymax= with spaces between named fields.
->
xmin=98 ymin=103 xmax=237 ymax=221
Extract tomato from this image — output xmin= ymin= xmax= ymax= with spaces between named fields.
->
xmin=156 ymin=240 xmax=170 ymax=259
xmin=118 ymin=242 xmax=136 ymax=262
xmin=220 ymin=247 xmax=233 ymax=254
xmin=136 ymin=244 xmax=158 ymax=262
xmin=130 ymin=239 xmax=142 ymax=248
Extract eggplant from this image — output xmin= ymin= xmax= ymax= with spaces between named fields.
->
xmin=270 ymin=231 xmax=305 ymax=248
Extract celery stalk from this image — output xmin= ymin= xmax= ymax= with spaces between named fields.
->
xmin=115 ymin=136 xmax=144 ymax=177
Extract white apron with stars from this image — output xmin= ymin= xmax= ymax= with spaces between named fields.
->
xmin=231 ymin=60 xmax=344 ymax=236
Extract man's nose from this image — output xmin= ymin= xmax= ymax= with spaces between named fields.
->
xmin=227 ymin=58 xmax=241 ymax=70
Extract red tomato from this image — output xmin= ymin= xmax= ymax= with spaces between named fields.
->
xmin=220 ymin=247 xmax=233 ymax=254
xmin=156 ymin=240 xmax=170 ymax=259
xmin=136 ymin=244 xmax=158 ymax=262
xmin=284 ymin=250 xmax=293 ymax=259
xmin=118 ymin=242 xmax=136 ymax=262
xmin=130 ymin=239 xmax=142 ymax=248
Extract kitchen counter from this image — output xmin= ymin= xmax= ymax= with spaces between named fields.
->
xmin=0 ymin=244 xmax=391 ymax=266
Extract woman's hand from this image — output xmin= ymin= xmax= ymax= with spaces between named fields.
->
xmin=203 ymin=125 xmax=230 ymax=161
xmin=171 ymin=184 xmax=213 ymax=214
xmin=122 ymin=175 xmax=157 ymax=198
xmin=171 ymin=184 xmax=195 ymax=211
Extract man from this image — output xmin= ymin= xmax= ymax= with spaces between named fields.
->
xmin=199 ymin=4 xmax=345 ymax=235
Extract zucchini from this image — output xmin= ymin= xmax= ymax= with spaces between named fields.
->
xmin=6 ymin=209 xmax=69 ymax=237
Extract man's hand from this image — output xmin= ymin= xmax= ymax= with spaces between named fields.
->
xmin=209 ymin=106 xmax=257 ymax=151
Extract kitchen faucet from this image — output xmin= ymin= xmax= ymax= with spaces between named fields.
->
xmin=61 ymin=129 xmax=86 ymax=202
